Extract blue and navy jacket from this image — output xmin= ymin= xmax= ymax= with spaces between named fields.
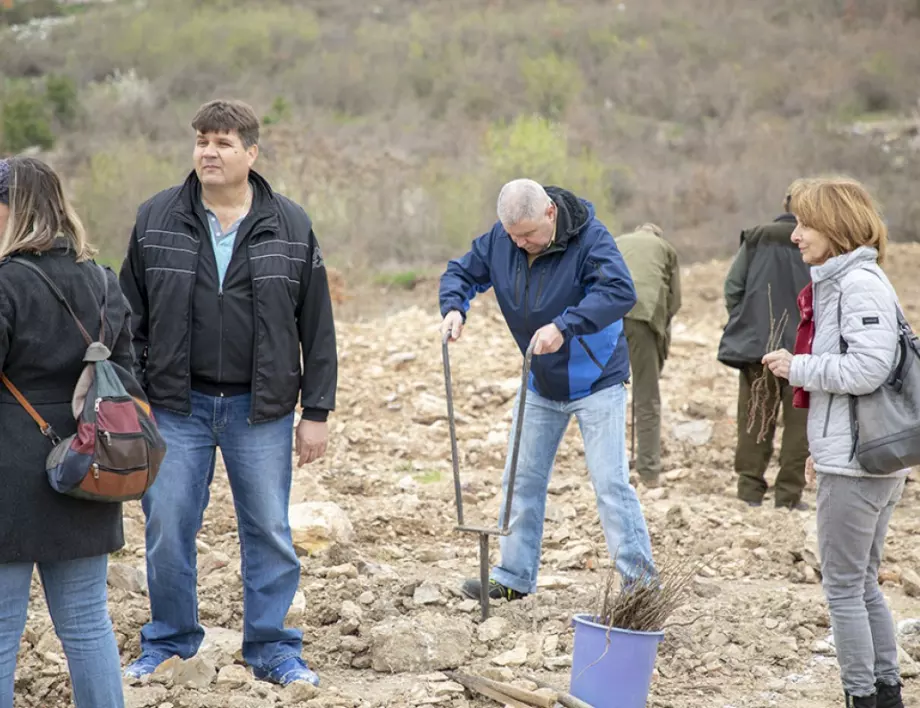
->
xmin=439 ymin=187 xmax=637 ymax=402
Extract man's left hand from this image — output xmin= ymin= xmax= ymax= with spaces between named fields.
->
xmin=296 ymin=419 xmax=328 ymax=467
xmin=762 ymin=348 xmax=793 ymax=380
xmin=531 ymin=323 xmax=564 ymax=355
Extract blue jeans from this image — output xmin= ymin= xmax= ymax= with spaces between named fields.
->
xmin=139 ymin=391 xmax=302 ymax=673
xmin=491 ymin=383 xmax=656 ymax=594
xmin=0 ymin=555 xmax=124 ymax=708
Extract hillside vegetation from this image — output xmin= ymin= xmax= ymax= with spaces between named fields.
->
xmin=1 ymin=0 xmax=919 ymax=273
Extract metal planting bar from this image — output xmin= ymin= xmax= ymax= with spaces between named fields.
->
xmin=442 ymin=332 xmax=535 ymax=620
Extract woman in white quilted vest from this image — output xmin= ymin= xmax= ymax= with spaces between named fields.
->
xmin=763 ymin=176 xmax=907 ymax=708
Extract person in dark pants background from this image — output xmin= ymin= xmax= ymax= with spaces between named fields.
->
xmin=615 ymin=223 xmax=681 ymax=488
xmin=717 ymin=184 xmax=812 ymax=509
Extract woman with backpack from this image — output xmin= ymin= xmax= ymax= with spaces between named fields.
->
xmin=763 ymin=176 xmax=908 ymax=708
xmin=0 ymin=157 xmax=132 ymax=708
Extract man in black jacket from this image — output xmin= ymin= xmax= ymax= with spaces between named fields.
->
xmin=119 ymin=99 xmax=337 ymax=687
xmin=717 ymin=186 xmax=810 ymax=510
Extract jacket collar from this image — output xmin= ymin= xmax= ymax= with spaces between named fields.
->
xmin=775 ymin=212 xmax=796 ymax=224
xmin=811 ymin=245 xmax=879 ymax=283
xmin=171 ymin=168 xmax=280 ymax=236
xmin=546 ymin=186 xmax=592 ymax=249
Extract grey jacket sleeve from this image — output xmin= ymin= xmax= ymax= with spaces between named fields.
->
xmin=789 ymin=272 xmax=898 ymax=396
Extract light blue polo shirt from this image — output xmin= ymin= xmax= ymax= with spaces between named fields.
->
xmin=203 ymin=205 xmax=247 ymax=290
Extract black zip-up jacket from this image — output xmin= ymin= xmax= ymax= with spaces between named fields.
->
xmin=118 ymin=169 xmax=337 ymax=423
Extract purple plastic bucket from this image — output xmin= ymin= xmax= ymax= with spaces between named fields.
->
xmin=569 ymin=613 xmax=664 ymax=708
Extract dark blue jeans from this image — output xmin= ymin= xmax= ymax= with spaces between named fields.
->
xmin=139 ymin=391 xmax=302 ymax=673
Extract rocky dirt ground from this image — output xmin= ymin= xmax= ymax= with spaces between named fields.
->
xmin=14 ymin=245 xmax=920 ymax=708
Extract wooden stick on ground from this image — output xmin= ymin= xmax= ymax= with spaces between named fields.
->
xmin=444 ymin=671 xmax=533 ymax=708
xmin=467 ymin=674 xmax=557 ymax=708
xmin=520 ymin=673 xmax=595 ymax=708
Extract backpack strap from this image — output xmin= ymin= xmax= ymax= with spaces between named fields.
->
xmin=9 ymin=258 xmax=96 ymax=346
xmin=0 ymin=258 xmax=110 ymax=445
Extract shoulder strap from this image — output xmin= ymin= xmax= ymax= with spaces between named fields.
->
xmin=0 ymin=258 xmax=110 ymax=445
xmin=0 ymin=373 xmax=62 ymax=444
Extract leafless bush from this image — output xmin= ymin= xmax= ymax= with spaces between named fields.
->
xmin=591 ymin=553 xmax=699 ymax=633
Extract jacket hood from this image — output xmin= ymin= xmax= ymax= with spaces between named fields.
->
xmin=811 ymin=245 xmax=879 ymax=284
xmin=545 ymin=186 xmax=593 ymax=247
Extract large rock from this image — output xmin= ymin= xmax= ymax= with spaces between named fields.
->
xmin=198 ymin=626 xmax=244 ymax=666
xmin=901 ymin=568 xmax=920 ymax=597
xmin=108 ymin=562 xmax=147 ymax=594
xmin=369 ymin=612 xmax=472 ymax=673
xmin=153 ymin=655 xmax=216 ymax=689
xmin=671 ymin=420 xmax=713 ymax=446
xmin=124 ymin=685 xmax=168 ymax=708
xmin=289 ymin=501 xmax=355 ymax=555
xmin=899 ymin=619 xmax=920 ymax=662
xmin=803 ymin=518 xmax=821 ymax=573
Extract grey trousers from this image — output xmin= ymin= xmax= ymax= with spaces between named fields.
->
xmin=816 ymin=472 xmax=906 ymax=697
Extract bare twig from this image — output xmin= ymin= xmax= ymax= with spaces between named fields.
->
xmin=570 ymin=554 xmax=700 ymax=683
xmin=590 ymin=554 xmax=698 ymax=633
xmin=745 ymin=283 xmax=789 ymax=444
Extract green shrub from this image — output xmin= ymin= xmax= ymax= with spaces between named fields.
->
xmin=520 ymin=52 xmax=584 ymax=119
xmin=483 ymin=115 xmax=614 ymax=227
xmin=1 ymin=87 xmax=54 ymax=152
xmin=262 ymin=96 xmax=291 ymax=126
xmin=45 ymin=74 xmax=79 ymax=126
xmin=94 ymin=3 xmax=320 ymax=96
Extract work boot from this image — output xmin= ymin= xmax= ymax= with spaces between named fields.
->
xmin=875 ymin=680 xmax=904 ymax=708
xmin=460 ymin=578 xmax=527 ymax=602
xmin=845 ymin=691 xmax=877 ymax=708
xmin=776 ymin=499 xmax=809 ymax=511
xmin=638 ymin=474 xmax=660 ymax=489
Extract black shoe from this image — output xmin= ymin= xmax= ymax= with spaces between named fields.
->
xmin=460 ymin=578 xmax=527 ymax=602
xmin=875 ymin=680 xmax=904 ymax=708
xmin=845 ymin=692 xmax=877 ymax=708
xmin=776 ymin=500 xmax=809 ymax=511
xmin=744 ymin=499 xmax=762 ymax=508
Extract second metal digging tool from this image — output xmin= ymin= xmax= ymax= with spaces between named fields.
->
xmin=442 ymin=333 xmax=535 ymax=621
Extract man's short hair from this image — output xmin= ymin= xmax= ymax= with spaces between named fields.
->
xmin=637 ymin=222 xmax=663 ymax=237
xmin=191 ymin=99 xmax=260 ymax=149
xmin=496 ymin=178 xmax=552 ymax=226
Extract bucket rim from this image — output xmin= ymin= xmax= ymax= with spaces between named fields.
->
xmin=571 ymin=612 xmax=665 ymax=639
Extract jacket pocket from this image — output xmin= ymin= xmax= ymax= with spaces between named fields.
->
xmin=577 ymin=336 xmax=604 ymax=370
xmin=822 ymin=394 xmax=834 ymax=437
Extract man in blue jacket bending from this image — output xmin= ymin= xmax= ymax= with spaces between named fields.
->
xmin=439 ymin=178 xmax=657 ymax=601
